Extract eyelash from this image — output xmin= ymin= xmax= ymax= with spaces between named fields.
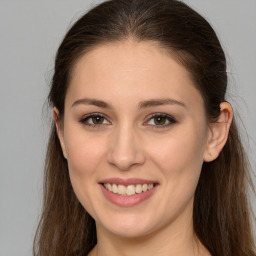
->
xmin=80 ymin=113 xmax=110 ymax=128
xmin=146 ymin=113 xmax=177 ymax=129
xmin=80 ymin=113 xmax=177 ymax=129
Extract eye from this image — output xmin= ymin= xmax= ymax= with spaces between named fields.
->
xmin=80 ymin=113 xmax=110 ymax=127
xmin=146 ymin=113 xmax=177 ymax=128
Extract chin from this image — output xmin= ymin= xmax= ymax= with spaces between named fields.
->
xmin=107 ymin=224 xmax=155 ymax=239
xmin=96 ymin=211 xmax=160 ymax=238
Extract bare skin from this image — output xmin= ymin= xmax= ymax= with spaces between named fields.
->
xmin=54 ymin=40 xmax=232 ymax=256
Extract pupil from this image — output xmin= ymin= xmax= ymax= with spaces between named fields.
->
xmin=93 ymin=116 xmax=103 ymax=124
xmin=154 ymin=116 xmax=166 ymax=125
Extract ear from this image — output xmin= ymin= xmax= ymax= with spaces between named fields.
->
xmin=203 ymin=102 xmax=233 ymax=162
xmin=53 ymin=107 xmax=67 ymax=159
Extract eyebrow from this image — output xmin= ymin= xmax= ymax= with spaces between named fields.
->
xmin=72 ymin=98 xmax=111 ymax=108
xmin=71 ymin=98 xmax=186 ymax=109
xmin=138 ymin=98 xmax=186 ymax=109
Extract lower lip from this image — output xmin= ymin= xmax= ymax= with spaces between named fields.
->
xmin=100 ymin=184 xmax=158 ymax=207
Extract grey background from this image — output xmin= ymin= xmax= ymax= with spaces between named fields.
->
xmin=0 ymin=0 xmax=255 ymax=255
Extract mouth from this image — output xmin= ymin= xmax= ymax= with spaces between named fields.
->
xmin=101 ymin=183 xmax=157 ymax=196
xmin=99 ymin=178 xmax=159 ymax=207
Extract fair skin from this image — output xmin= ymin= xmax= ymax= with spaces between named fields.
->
xmin=54 ymin=40 xmax=233 ymax=256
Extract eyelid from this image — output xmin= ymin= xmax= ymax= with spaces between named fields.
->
xmin=80 ymin=112 xmax=177 ymax=129
xmin=144 ymin=113 xmax=177 ymax=128
xmin=80 ymin=113 xmax=111 ymax=127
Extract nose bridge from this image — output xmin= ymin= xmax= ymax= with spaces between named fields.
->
xmin=107 ymin=121 xmax=145 ymax=170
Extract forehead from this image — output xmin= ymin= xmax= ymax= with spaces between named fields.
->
xmin=66 ymin=40 xmax=204 ymax=110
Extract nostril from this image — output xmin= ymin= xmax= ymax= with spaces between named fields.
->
xmin=107 ymin=142 xmax=146 ymax=171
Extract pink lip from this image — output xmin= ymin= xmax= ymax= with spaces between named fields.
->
xmin=99 ymin=177 xmax=158 ymax=186
xmin=99 ymin=178 xmax=159 ymax=207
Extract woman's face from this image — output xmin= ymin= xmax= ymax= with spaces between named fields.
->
xmin=57 ymin=40 xmax=211 ymax=238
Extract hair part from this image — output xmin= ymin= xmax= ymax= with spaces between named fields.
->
xmin=34 ymin=1 xmax=255 ymax=255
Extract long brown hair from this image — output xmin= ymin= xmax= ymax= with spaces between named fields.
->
xmin=33 ymin=0 xmax=255 ymax=255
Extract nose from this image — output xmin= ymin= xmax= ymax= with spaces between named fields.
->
xmin=107 ymin=124 xmax=146 ymax=171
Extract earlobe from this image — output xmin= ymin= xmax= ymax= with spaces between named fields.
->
xmin=203 ymin=102 xmax=233 ymax=162
xmin=53 ymin=107 xmax=67 ymax=159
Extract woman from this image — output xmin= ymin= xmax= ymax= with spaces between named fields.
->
xmin=33 ymin=0 xmax=255 ymax=255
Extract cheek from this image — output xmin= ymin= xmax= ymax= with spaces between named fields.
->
xmin=149 ymin=123 xmax=207 ymax=189
xmin=153 ymin=133 xmax=204 ymax=166
xmin=63 ymin=127 xmax=108 ymax=216
xmin=145 ymin=126 xmax=207 ymax=223
xmin=63 ymin=126 xmax=107 ymax=197
xmin=64 ymin=127 xmax=106 ymax=177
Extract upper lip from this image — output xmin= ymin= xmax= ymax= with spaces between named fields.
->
xmin=99 ymin=178 xmax=159 ymax=186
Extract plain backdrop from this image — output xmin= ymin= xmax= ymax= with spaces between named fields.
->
xmin=0 ymin=1 xmax=255 ymax=255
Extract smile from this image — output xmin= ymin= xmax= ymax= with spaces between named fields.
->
xmin=99 ymin=178 xmax=159 ymax=207
xmin=103 ymin=183 xmax=155 ymax=196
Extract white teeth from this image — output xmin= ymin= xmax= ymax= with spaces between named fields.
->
xmin=107 ymin=183 xmax=112 ymax=192
xmin=126 ymin=185 xmax=135 ymax=196
xmin=112 ymin=184 xmax=118 ymax=194
xmin=148 ymin=184 xmax=153 ymax=190
xmin=103 ymin=183 xmax=155 ymax=196
xmin=142 ymin=184 xmax=148 ymax=192
xmin=117 ymin=185 xmax=126 ymax=195
xmin=135 ymin=184 xmax=142 ymax=193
